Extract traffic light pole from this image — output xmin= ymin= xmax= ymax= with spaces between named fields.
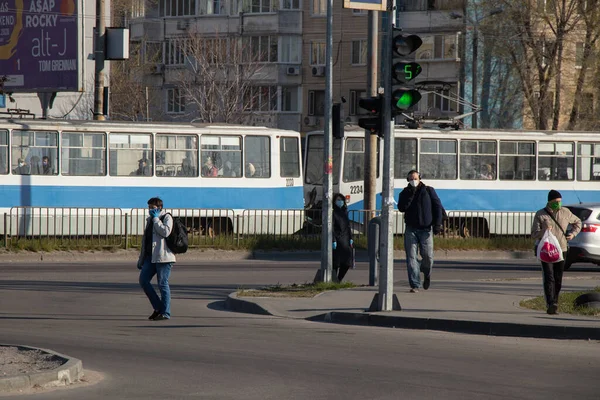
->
xmin=317 ymin=0 xmax=334 ymax=283
xmin=376 ymin=1 xmax=398 ymax=311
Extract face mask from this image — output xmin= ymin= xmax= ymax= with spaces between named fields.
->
xmin=43 ymin=162 xmax=48 ymax=166
xmin=335 ymin=200 xmax=345 ymax=208
xmin=409 ymin=180 xmax=419 ymax=187
xmin=549 ymin=201 xmax=561 ymax=211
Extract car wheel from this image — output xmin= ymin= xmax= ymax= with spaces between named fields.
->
xmin=574 ymin=292 xmax=600 ymax=309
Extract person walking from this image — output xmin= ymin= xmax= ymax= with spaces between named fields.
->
xmin=531 ymin=190 xmax=581 ymax=315
xmin=137 ymin=197 xmax=176 ymax=321
xmin=332 ymin=193 xmax=353 ymax=283
xmin=397 ymin=170 xmax=444 ymax=292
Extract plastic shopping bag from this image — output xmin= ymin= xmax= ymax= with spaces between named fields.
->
xmin=536 ymin=230 xmax=564 ymax=263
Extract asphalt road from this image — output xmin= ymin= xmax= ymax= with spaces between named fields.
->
xmin=1 ymin=258 xmax=599 ymax=399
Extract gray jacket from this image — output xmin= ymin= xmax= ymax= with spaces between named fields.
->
xmin=137 ymin=210 xmax=177 ymax=268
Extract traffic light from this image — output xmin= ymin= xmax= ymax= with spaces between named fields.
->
xmin=391 ymin=30 xmax=423 ymax=115
xmin=358 ymin=96 xmax=384 ymax=137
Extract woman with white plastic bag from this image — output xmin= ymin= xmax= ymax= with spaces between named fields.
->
xmin=531 ymin=190 xmax=581 ymax=315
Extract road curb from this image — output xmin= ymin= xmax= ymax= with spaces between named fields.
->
xmin=308 ymin=312 xmax=600 ymax=340
xmin=225 ymin=293 xmax=272 ymax=316
xmin=0 ymin=345 xmax=83 ymax=393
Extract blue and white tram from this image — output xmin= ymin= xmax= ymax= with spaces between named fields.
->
xmin=0 ymin=119 xmax=304 ymax=235
xmin=304 ymin=126 xmax=600 ymax=235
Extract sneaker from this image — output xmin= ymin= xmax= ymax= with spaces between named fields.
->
xmin=423 ymin=276 xmax=431 ymax=290
xmin=153 ymin=314 xmax=170 ymax=321
xmin=547 ymin=304 xmax=558 ymax=315
xmin=148 ymin=310 xmax=160 ymax=320
xmin=409 ymin=288 xmax=419 ymax=293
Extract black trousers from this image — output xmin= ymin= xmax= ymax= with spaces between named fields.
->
xmin=332 ymin=265 xmax=350 ymax=283
xmin=541 ymin=256 xmax=566 ymax=307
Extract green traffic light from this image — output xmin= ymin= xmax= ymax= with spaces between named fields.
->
xmin=392 ymin=90 xmax=422 ymax=110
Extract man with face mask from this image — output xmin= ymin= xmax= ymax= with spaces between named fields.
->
xmin=531 ymin=190 xmax=581 ymax=315
xmin=397 ymin=170 xmax=444 ymax=292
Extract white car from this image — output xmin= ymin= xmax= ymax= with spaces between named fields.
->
xmin=564 ymin=203 xmax=600 ymax=270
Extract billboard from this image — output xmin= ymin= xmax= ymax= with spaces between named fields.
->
xmin=0 ymin=0 xmax=81 ymax=92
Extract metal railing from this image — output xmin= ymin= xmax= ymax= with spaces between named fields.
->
xmin=1 ymin=207 xmax=537 ymax=249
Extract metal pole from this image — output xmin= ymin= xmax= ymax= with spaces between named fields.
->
xmin=318 ymin=0 xmax=334 ymax=283
xmin=93 ymin=0 xmax=106 ymax=121
xmin=378 ymin=0 xmax=395 ymax=311
xmin=364 ymin=11 xmax=378 ymax=216
xmin=471 ymin=27 xmax=478 ymax=129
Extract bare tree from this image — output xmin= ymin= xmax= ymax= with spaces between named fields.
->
xmin=172 ymin=29 xmax=271 ymax=124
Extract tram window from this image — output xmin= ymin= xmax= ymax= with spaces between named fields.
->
xmin=280 ymin=137 xmax=300 ymax=177
xmin=460 ymin=140 xmax=496 ymax=180
xmin=0 ymin=130 xmax=7 ymax=175
xmin=11 ymin=130 xmax=58 ymax=176
xmin=156 ymin=134 xmax=198 ymax=177
xmin=304 ymin=135 xmax=341 ymax=185
xmin=577 ymin=142 xmax=600 ymax=181
xmin=109 ymin=133 xmax=153 ymax=176
xmin=245 ymin=136 xmax=270 ymax=178
xmin=343 ymin=138 xmax=364 ymax=182
xmin=201 ymin=135 xmax=242 ymax=178
xmin=538 ymin=141 xmax=574 ymax=181
xmin=499 ymin=141 xmax=535 ymax=180
xmin=420 ymin=139 xmax=457 ymax=180
xmin=61 ymin=132 xmax=106 ymax=176
xmin=394 ymin=138 xmax=417 ymax=179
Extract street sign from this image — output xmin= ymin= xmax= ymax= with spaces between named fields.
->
xmin=343 ymin=0 xmax=386 ymax=11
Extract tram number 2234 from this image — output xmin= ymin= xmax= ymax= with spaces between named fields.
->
xmin=349 ymin=185 xmax=363 ymax=194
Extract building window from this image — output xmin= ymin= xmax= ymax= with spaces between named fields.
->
xmin=312 ymin=0 xmax=326 ymax=15
xmin=281 ymin=87 xmax=300 ymax=112
xmin=109 ymin=134 xmax=153 ymax=177
xmin=351 ymin=40 xmax=367 ymax=65
xmin=280 ymin=36 xmax=301 ymax=63
xmin=159 ymin=0 xmax=196 ymax=16
xmin=499 ymin=141 xmax=535 ymax=180
xmin=416 ymin=34 xmax=456 ymax=60
xmin=233 ymin=0 xmax=276 ymax=13
xmin=425 ymin=88 xmax=458 ymax=113
xmin=11 ymin=130 xmax=58 ymax=176
xmin=349 ymin=90 xmax=367 ymax=115
xmin=198 ymin=0 xmax=223 ymax=14
xmin=308 ymin=90 xmax=325 ymax=116
xmin=352 ymin=8 xmax=366 ymax=15
xmin=166 ymin=88 xmax=186 ymax=114
xmin=310 ymin=41 xmax=326 ymax=65
xmin=156 ymin=134 xmax=198 ymax=177
xmin=144 ymin=41 xmax=163 ymax=63
xmin=459 ymin=140 xmax=497 ymax=180
xmin=244 ymin=36 xmax=277 ymax=63
xmin=420 ymin=139 xmax=457 ymax=180
xmin=281 ymin=0 xmax=300 ymax=9
xmin=61 ymin=132 xmax=106 ymax=176
xmin=245 ymin=86 xmax=277 ymax=111
xmin=575 ymin=42 xmax=584 ymax=68
xmin=166 ymin=39 xmax=187 ymax=65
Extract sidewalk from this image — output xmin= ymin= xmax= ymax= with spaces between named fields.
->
xmin=225 ymin=276 xmax=600 ymax=340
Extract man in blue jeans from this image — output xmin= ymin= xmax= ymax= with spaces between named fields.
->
xmin=398 ymin=170 xmax=444 ymax=292
xmin=137 ymin=197 xmax=176 ymax=320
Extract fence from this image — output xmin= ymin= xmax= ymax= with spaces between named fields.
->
xmin=1 ymin=207 xmax=537 ymax=249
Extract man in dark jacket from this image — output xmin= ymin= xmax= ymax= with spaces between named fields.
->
xmin=397 ymin=170 xmax=443 ymax=292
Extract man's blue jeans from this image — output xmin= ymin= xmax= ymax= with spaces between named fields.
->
xmin=404 ymin=226 xmax=434 ymax=289
xmin=139 ymin=257 xmax=173 ymax=318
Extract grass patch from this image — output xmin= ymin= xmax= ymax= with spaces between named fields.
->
xmin=238 ymin=281 xmax=356 ymax=298
xmin=520 ymin=287 xmax=600 ymax=316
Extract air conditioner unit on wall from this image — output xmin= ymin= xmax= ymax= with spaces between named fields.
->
xmin=176 ymin=20 xmax=189 ymax=30
xmin=286 ymin=66 xmax=300 ymax=76
xmin=304 ymin=116 xmax=320 ymax=126
xmin=311 ymin=66 xmax=325 ymax=77
xmin=152 ymin=64 xmax=165 ymax=74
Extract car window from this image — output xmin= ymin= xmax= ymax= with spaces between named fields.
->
xmin=565 ymin=206 xmax=592 ymax=222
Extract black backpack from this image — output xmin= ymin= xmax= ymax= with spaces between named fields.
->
xmin=160 ymin=213 xmax=189 ymax=254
